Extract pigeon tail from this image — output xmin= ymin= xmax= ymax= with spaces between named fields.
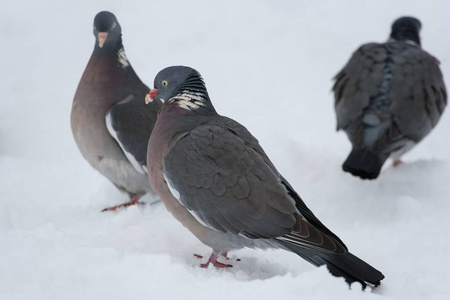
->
xmin=280 ymin=242 xmax=384 ymax=288
xmin=320 ymin=251 xmax=385 ymax=288
xmin=342 ymin=149 xmax=387 ymax=180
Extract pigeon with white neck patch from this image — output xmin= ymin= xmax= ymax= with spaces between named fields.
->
xmin=333 ymin=16 xmax=447 ymax=179
xmin=145 ymin=66 xmax=384 ymax=288
xmin=71 ymin=11 xmax=162 ymax=211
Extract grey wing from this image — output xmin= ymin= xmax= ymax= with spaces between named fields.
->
xmin=164 ymin=121 xmax=347 ymax=254
xmin=217 ymin=117 xmax=348 ymax=249
xmin=333 ymin=43 xmax=447 ymax=151
xmin=333 ymin=43 xmax=387 ymax=131
xmin=389 ymin=46 xmax=447 ymax=142
xmin=164 ymin=124 xmax=298 ymax=238
xmin=106 ymin=94 xmax=162 ymax=174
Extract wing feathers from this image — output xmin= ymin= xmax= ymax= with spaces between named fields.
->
xmin=334 ymin=41 xmax=446 ymax=155
xmin=164 ymin=117 xmax=347 ymax=255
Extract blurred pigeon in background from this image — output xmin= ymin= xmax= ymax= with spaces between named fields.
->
xmin=71 ymin=11 xmax=162 ymax=211
xmin=333 ymin=16 xmax=447 ymax=179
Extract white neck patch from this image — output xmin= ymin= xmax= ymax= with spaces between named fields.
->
xmin=171 ymin=92 xmax=207 ymax=111
xmin=117 ymin=48 xmax=130 ymax=68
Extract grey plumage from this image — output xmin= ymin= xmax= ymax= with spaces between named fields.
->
xmin=71 ymin=11 xmax=161 ymax=208
xmin=146 ymin=66 xmax=384 ymax=287
xmin=333 ymin=16 xmax=447 ymax=179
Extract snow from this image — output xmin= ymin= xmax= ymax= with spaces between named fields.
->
xmin=1 ymin=0 xmax=450 ymax=299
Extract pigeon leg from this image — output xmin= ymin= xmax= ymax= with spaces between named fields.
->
xmin=200 ymin=252 xmax=233 ymax=268
xmin=195 ymin=252 xmax=227 ymax=261
xmin=393 ymin=160 xmax=403 ymax=167
xmin=195 ymin=252 xmax=240 ymax=262
xmin=101 ymin=194 xmax=144 ymax=212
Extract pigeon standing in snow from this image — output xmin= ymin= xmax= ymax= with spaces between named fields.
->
xmin=71 ymin=11 xmax=162 ymax=211
xmin=333 ymin=16 xmax=447 ymax=179
xmin=145 ymin=66 xmax=384 ymax=287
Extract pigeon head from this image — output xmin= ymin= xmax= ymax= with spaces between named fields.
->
xmin=390 ymin=16 xmax=421 ymax=46
xmin=93 ymin=11 xmax=122 ymax=49
xmin=145 ymin=66 xmax=215 ymax=113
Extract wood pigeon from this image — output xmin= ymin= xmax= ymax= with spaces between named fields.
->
xmin=71 ymin=11 xmax=162 ymax=211
xmin=145 ymin=66 xmax=384 ymax=287
xmin=333 ymin=16 xmax=447 ymax=179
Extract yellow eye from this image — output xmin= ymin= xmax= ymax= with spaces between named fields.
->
xmin=162 ymin=80 xmax=168 ymax=86
xmin=112 ymin=22 xmax=117 ymax=29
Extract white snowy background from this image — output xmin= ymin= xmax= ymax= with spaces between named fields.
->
xmin=1 ymin=0 xmax=449 ymax=299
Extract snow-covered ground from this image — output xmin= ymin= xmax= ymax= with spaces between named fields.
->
xmin=1 ymin=1 xmax=449 ymax=299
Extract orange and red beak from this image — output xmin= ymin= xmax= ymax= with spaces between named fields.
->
xmin=145 ymin=89 xmax=159 ymax=104
xmin=98 ymin=32 xmax=108 ymax=48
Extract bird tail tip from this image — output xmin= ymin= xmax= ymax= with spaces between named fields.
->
xmin=342 ymin=149 xmax=385 ymax=180
xmin=323 ymin=252 xmax=385 ymax=288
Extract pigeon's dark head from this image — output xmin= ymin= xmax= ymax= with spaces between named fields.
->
xmin=390 ymin=16 xmax=422 ymax=46
xmin=93 ymin=11 xmax=122 ymax=49
xmin=145 ymin=66 xmax=214 ymax=113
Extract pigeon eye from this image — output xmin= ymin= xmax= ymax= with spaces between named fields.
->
xmin=162 ymin=80 xmax=168 ymax=86
xmin=112 ymin=22 xmax=117 ymax=29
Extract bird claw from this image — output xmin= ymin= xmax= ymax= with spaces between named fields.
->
xmin=195 ymin=252 xmax=239 ymax=268
xmin=101 ymin=195 xmax=143 ymax=212
xmin=200 ymin=260 xmax=233 ymax=268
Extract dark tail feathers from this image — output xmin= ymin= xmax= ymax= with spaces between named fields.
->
xmin=320 ymin=252 xmax=384 ymax=288
xmin=281 ymin=242 xmax=384 ymax=288
xmin=342 ymin=149 xmax=387 ymax=180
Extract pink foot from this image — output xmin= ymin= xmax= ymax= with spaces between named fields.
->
xmin=393 ymin=160 xmax=403 ymax=167
xmin=101 ymin=194 xmax=144 ymax=212
xmin=197 ymin=252 xmax=233 ymax=268
xmin=194 ymin=252 xmax=240 ymax=262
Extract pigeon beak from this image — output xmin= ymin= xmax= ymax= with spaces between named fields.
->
xmin=98 ymin=32 xmax=108 ymax=48
xmin=145 ymin=89 xmax=159 ymax=104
